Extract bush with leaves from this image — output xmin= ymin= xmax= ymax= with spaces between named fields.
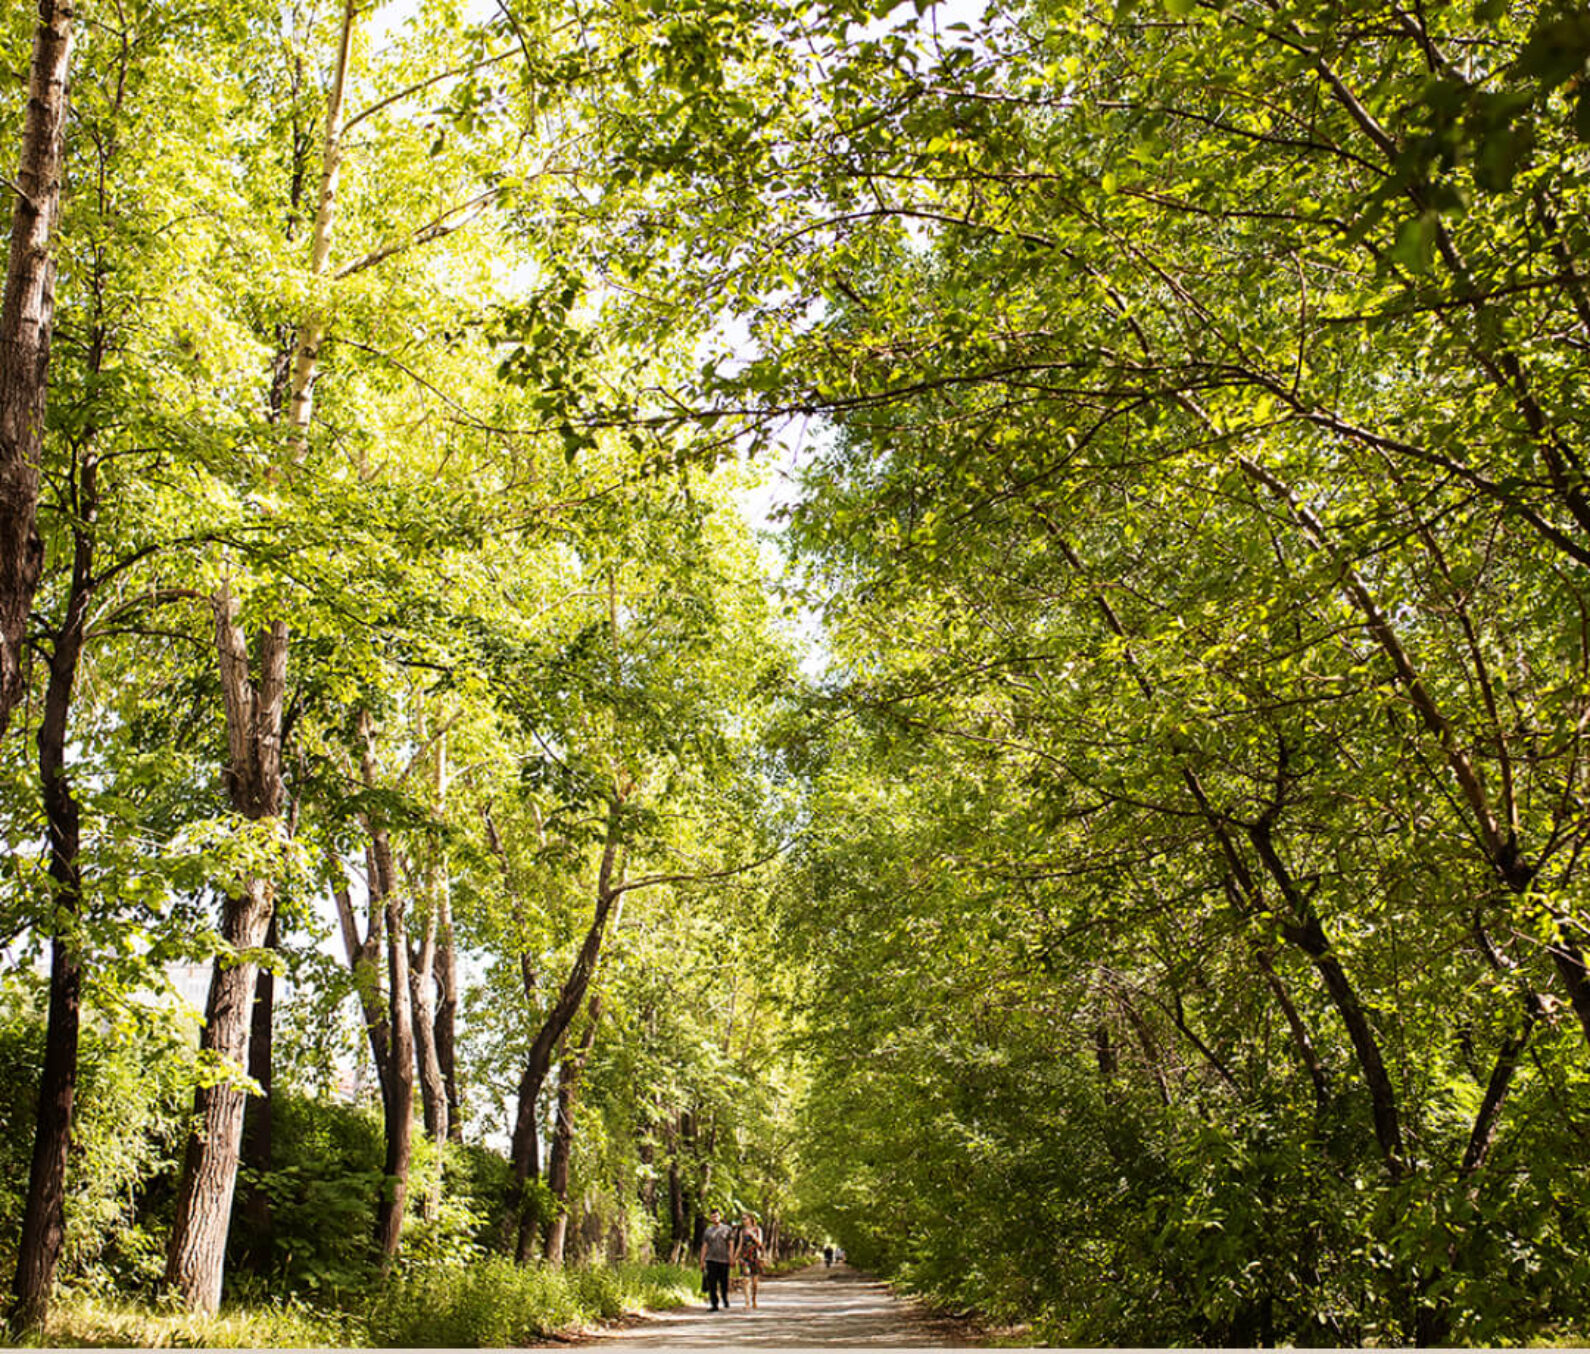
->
xmin=363 ymin=1256 xmax=699 ymax=1346
xmin=0 ymin=977 xmax=194 ymax=1293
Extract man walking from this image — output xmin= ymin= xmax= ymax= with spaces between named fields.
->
xmin=700 ymin=1208 xmax=735 ymax=1311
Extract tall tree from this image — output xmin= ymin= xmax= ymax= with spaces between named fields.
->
xmin=0 ymin=0 xmax=74 ymax=738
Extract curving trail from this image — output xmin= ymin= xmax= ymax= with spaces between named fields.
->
xmin=579 ymin=1262 xmax=984 ymax=1348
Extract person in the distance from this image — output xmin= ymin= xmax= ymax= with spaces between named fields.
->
xmin=700 ymin=1209 xmax=735 ymax=1311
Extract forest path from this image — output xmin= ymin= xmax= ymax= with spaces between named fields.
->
xmin=574 ymin=1263 xmax=984 ymax=1348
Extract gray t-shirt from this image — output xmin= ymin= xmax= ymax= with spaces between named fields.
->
xmin=702 ymin=1223 xmax=734 ymax=1263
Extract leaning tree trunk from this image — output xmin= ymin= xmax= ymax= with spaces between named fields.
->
xmin=8 ymin=488 xmax=93 ymax=1332
xmin=330 ymin=845 xmax=391 ymax=1083
xmin=0 ymin=0 xmax=73 ymax=741
xmin=508 ymin=800 xmax=625 ymax=1263
xmin=544 ymin=995 xmax=602 ymax=1266
xmin=163 ymin=602 xmax=287 ymax=1313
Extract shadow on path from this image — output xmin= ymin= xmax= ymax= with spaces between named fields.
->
xmin=575 ymin=1263 xmax=983 ymax=1348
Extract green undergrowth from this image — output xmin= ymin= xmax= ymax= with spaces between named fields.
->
xmin=17 ymin=1260 xmax=700 ymax=1348
xmin=16 ymin=1292 xmax=359 ymax=1348
xmin=763 ymin=1255 xmax=816 ymax=1277
xmin=364 ymin=1257 xmax=700 ymax=1346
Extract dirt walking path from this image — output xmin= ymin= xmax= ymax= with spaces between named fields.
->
xmin=578 ymin=1263 xmax=984 ymax=1348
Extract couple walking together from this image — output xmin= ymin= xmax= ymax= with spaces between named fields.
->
xmin=699 ymin=1209 xmax=764 ymax=1311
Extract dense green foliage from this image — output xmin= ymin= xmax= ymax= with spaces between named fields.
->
xmin=737 ymin=0 xmax=1590 ymax=1344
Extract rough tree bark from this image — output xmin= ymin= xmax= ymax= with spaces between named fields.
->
xmin=0 ymin=0 xmax=74 ymax=740
xmin=163 ymin=598 xmax=287 ymax=1313
xmin=236 ymin=53 xmax=315 ymax=1272
xmin=543 ymin=994 xmax=602 ymax=1265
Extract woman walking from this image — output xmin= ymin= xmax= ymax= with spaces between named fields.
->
xmin=737 ymin=1212 xmax=766 ymax=1309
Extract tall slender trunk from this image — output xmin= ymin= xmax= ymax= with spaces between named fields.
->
xmin=1252 ymin=941 xmax=1330 ymax=1108
xmin=408 ymin=901 xmax=446 ymax=1218
xmin=0 ymin=0 xmax=73 ymax=738
xmin=8 ymin=498 xmax=91 ymax=1330
xmin=376 ymin=877 xmax=414 ymax=1262
xmin=410 ymin=728 xmax=450 ymax=1170
xmin=164 ymin=0 xmax=353 ymax=1311
xmin=6 ymin=263 xmax=101 ymax=1331
xmin=544 ymin=995 xmax=602 ymax=1266
xmin=435 ymin=888 xmax=461 ymax=1142
xmin=409 ymin=913 xmax=444 ymax=1141
xmin=362 ymin=711 xmax=414 ymax=1263
xmin=666 ymin=1116 xmax=686 ymax=1261
xmin=509 ymin=798 xmax=626 ymax=1263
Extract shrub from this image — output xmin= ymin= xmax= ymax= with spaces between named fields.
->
xmin=231 ymin=1094 xmax=385 ymax=1297
xmin=364 ymin=1257 xmax=699 ymax=1346
xmin=0 ymin=981 xmax=194 ymax=1294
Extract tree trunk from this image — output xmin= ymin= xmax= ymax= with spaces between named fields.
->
xmin=164 ymin=879 xmax=278 ymax=1313
xmin=408 ymin=901 xmax=446 ymax=1218
xmin=435 ymin=887 xmax=461 ymax=1142
xmin=666 ymin=1121 xmax=686 ymax=1261
xmin=238 ymin=913 xmax=279 ymax=1272
xmin=544 ymin=995 xmax=602 ymax=1266
xmin=376 ymin=879 xmax=414 ymax=1262
xmin=1247 ymin=821 xmax=1406 ymax=1178
xmin=508 ymin=799 xmax=626 ymax=1263
xmin=7 ymin=391 xmax=96 ymax=1334
xmin=409 ymin=927 xmax=444 ymax=1141
xmin=168 ymin=9 xmax=358 ymax=1288
xmin=164 ymin=598 xmax=287 ymax=1313
xmin=408 ymin=725 xmax=446 ymax=1151
xmin=0 ymin=0 xmax=74 ymax=739
xmin=361 ymin=711 xmax=414 ymax=1263
xmin=1253 ymin=942 xmax=1330 ymax=1108
xmin=330 ymin=847 xmax=390 ymax=1082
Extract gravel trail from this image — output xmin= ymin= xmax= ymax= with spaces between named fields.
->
xmin=576 ymin=1263 xmax=984 ymax=1348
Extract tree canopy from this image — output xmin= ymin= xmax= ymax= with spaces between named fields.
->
xmin=2 ymin=0 xmax=1590 ymax=1345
